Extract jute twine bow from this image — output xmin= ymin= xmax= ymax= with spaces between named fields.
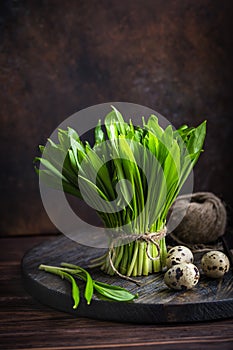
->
xmin=108 ymin=227 xmax=167 ymax=285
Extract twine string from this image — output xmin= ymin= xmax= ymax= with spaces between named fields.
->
xmin=171 ymin=192 xmax=226 ymax=244
xmin=108 ymin=227 xmax=167 ymax=285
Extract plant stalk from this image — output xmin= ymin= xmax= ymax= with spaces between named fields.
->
xmin=101 ymin=237 xmax=167 ymax=277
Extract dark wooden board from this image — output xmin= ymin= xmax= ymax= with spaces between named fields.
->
xmin=21 ymin=235 xmax=233 ymax=324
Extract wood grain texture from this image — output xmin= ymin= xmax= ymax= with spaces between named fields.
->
xmin=21 ymin=235 xmax=233 ymax=324
xmin=1 ymin=235 xmax=233 ymax=349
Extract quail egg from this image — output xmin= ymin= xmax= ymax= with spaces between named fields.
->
xmin=164 ymin=262 xmax=200 ymax=290
xmin=201 ymin=250 xmax=230 ymax=278
xmin=166 ymin=245 xmax=194 ymax=269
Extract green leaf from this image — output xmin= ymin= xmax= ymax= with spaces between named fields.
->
xmin=93 ymin=281 xmax=137 ymax=301
xmin=111 ymin=105 xmax=127 ymax=134
xmin=36 ymin=168 xmax=81 ymax=197
xmin=95 ymin=119 xmax=105 ymax=144
xmin=146 ymin=114 xmax=164 ymax=139
xmin=34 ymin=157 xmax=66 ymax=180
xmin=187 ymin=120 xmax=206 ymax=154
xmin=39 ymin=145 xmax=45 ymax=153
xmin=105 ymin=107 xmax=128 ymax=138
xmin=67 ymin=126 xmax=80 ymax=141
xmin=74 ymin=265 xmax=93 ymax=305
xmin=68 ymin=149 xmax=79 ymax=175
xmin=57 ymin=129 xmax=71 ymax=151
xmin=39 ymin=265 xmax=80 ymax=309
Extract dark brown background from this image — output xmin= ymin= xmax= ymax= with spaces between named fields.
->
xmin=1 ymin=0 xmax=233 ymax=236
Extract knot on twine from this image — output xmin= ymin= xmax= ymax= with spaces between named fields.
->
xmin=170 ymin=192 xmax=227 ymax=245
xmin=108 ymin=227 xmax=167 ymax=285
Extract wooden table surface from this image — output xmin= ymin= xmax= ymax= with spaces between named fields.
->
xmin=1 ymin=235 xmax=233 ymax=350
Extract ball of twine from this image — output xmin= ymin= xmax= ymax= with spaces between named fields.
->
xmin=170 ymin=192 xmax=227 ymax=244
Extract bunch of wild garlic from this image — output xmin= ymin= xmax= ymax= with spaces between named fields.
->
xmin=35 ymin=107 xmax=206 ymax=277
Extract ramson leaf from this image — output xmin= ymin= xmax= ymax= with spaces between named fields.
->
xmin=34 ymin=107 xmax=206 ymax=235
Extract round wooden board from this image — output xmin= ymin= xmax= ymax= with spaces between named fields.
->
xmin=21 ymin=235 xmax=233 ymax=324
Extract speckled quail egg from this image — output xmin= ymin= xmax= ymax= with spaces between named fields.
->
xmin=164 ymin=262 xmax=200 ymax=290
xmin=166 ymin=246 xmax=194 ymax=269
xmin=201 ymin=251 xmax=230 ymax=278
